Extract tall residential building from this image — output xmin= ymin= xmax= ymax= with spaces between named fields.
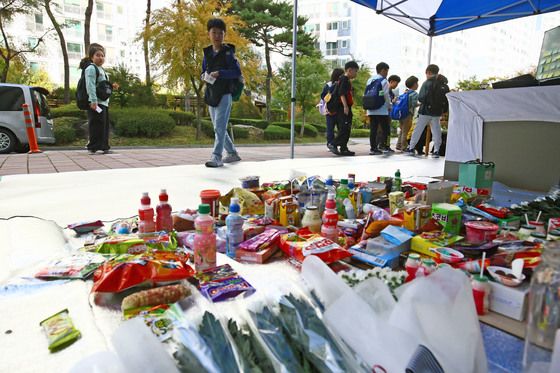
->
xmin=299 ymin=0 xmax=560 ymax=88
xmin=4 ymin=0 xmax=147 ymax=86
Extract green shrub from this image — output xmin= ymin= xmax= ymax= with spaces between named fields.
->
xmin=50 ymin=104 xmax=86 ymax=119
xmin=269 ymin=108 xmax=287 ymax=122
xmin=350 ymin=128 xmax=370 ymax=138
xmin=199 ymin=120 xmax=215 ymax=137
xmin=111 ymin=108 xmax=175 ymax=137
xmin=270 ymin=121 xmax=318 ymax=137
xmin=168 ymin=111 xmax=196 ymax=126
xmin=229 ymin=118 xmax=269 ymax=129
xmin=308 ymin=122 xmax=327 ymax=133
xmin=53 ymin=116 xmax=80 ymax=144
xmin=232 ymin=126 xmax=250 ymax=139
xmin=264 ymin=125 xmax=291 ymax=140
xmin=230 ymin=95 xmax=262 ymax=119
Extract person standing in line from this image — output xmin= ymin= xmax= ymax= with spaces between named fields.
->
xmin=388 ymin=74 xmax=401 ymax=103
xmin=405 ymin=64 xmax=449 ymax=158
xmin=80 ymin=43 xmax=118 ymax=155
xmin=328 ymin=61 xmax=359 ymax=156
xmin=367 ymin=62 xmax=393 ymax=155
xmin=321 ymin=68 xmax=344 ymax=151
xmin=202 ymin=18 xmax=242 ymax=168
xmin=396 ymin=76 xmax=419 ymax=151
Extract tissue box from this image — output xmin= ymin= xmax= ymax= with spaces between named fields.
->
xmin=459 ymin=161 xmax=495 ymax=189
xmin=488 ymin=280 xmax=530 ymax=321
xmin=411 ymin=232 xmax=463 ymax=257
xmin=432 ymin=203 xmax=462 ymax=235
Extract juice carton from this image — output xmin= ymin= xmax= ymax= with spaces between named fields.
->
xmin=431 ymin=203 xmax=462 ymax=235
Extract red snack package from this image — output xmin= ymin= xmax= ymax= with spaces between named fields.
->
xmin=279 ymin=230 xmax=352 ymax=265
xmin=238 ymin=228 xmax=285 ymax=252
xmin=92 ymin=251 xmax=194 ymax=293
xmin=476 ymin=203 xmax=510 ymax=219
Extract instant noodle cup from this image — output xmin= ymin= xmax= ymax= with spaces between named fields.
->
xmin=465 ymin=221 xmax=499 ymax=244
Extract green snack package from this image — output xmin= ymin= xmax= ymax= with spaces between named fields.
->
xmin=40 ymin=309 xmax=81 ymax=352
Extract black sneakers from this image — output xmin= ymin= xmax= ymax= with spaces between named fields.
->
xmin=369 ymin=149 xmax=382 ymax=155
xmin=327 ymin=143 xmax=340 ymax=155
xmin=339 ymin=149 xmax=355 ymax=156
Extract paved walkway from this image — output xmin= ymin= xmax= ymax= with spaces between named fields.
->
xmin=0 ymin=139 xmax=436 ymax=176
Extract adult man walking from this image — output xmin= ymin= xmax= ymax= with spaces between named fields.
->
xmin=404 ymin=64 xmax=449 ymax=158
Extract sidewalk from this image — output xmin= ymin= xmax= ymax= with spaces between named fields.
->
xmin=0 ymin=139 xmax=437 ymax=176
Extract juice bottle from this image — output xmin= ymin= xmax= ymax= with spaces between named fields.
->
xmin=392 ymin=169 xmax=402 ymax=192
xmin=336 ymin=179 xmax=350 ymax=217
xmin=138 ymin=192 xmax=156 ymax=233
xmin=225 ymin=198 xmax=244 ymax=259
xmin=156 ymin=189 xmax=173 ymax=232
xmin=193 ymin=204 xmax=216 ymax=272
xmin=321 ymin=194 xmax=339 ymax=242
xmin=325 ymin=175 xmax=336 ymax=196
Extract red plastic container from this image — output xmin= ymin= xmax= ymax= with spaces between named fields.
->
xmin=464 ymin=221 xmax=499 ymax=244
xmin=199 ymin=190 xmax=221 ymax=217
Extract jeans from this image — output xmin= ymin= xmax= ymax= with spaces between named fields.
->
xmin=408 ymin=114 xmax=442 ymax=152
xmin=86 ymin=104 xmax=110 ymax=151
xmin=333 ymin=111 xmax=352 ymax=150
xmin=208 ymin=93 xmax=236 ymax=159
xmin=326 ymin=114 xmax=336 ymax=145
xmin=369 ymin=115 xmax=390 ymax=151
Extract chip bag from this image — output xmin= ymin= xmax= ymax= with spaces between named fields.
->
xmin=93 ymin=231 xmax=178 ymax=254
xmin=92 ymin=251 xmax=194 ymax=293
xmin=220 ymin=188 xmax=264 ymax=215
xmin=279 ymin=230 xmax=352 ymax=264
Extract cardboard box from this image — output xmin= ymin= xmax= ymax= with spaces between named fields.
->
xmin=236 ymin=245 xmax=279 ymax=264
xmin=426 ymin=181 xmax=455 ymax=205
xmin=410 ymin=232 xmax=463 ymax=257
xmin=459 ymin=161 xmax=495 ymax=189
xmin=432 ymin=203 xmax=462 ymax=235
xmin=349 ymin=236 xmax=409 ymax=268
xmin=488 ymin=280 xmax=530 ymax=321
xmin=403 ymin=205 xmax=431 ymax=232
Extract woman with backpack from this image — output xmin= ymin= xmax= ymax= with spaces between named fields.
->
xmin=79 ymin=43 xmax=118 ymax=155
xmin=321 ymin=68 xmax=344 ymax=152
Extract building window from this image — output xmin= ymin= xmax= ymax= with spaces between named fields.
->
xmin=117 ymin=5 xmax=123 ymax=14
xmin=35 ymin=13 xmax=43 ymax=25
xmin=28 ymin=37 xmax=39 ymax=48
xmin=30 ymin=62 xmax=40 ymax=72
xmin=341 ymin=40 xmax=349 ymax=49
xmin=67 ymin=20 xmax=83 ymax=38
xmin=326 ymin=42 xmax=338 ymax=56
xmin=97 ymin=2 xmax=111 ymax=19
xmin=327 ymin=22 xmax=338 ymax=31
xmin=67 ymin=42 xmax=82 ymax=60
xmin=341 ymin=20 xmax=350 ymax=30
xmin=315 ymin=23 xmax=320 ymax=31
xmin=64 ymin=0 xmax=81 ymax=14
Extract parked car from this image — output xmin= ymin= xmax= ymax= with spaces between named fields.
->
xmin=0 ymin=83 xmax=55 ymax=154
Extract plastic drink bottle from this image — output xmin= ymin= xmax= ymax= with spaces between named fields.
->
xmin=325 ymin=175 xmax=336 ymax=196
xmin=225 ymin=198 xmax=244 ymax=259
xmin=321 ymin=194 xmax=339 ymax=242
xmin=336 ymin=179 xmax=350 ymax=217
xmin=156 ymin=189 xmax=173 ymax=232
xmin=193 ymin=204 xmax=216 ymax=272
xmin=392 ymin=169 xmax=402 ymax=192
xmin=138 ymin=192 xmax=156 ymax=233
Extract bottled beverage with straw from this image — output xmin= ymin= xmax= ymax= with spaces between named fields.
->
xmin=471 ymin=252 xmax=491 ymax=315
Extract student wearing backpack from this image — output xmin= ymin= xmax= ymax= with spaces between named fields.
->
xmin=202 ymin=18 xmax=242 ymax=168
xmin=366 ymin=62 xmax=393 ymax=155
xmin=78 ymin=43 xmax=118 ymax=155
xmin=405 ymin=64 xmax=449 ymax=158
xmin=395 ymin=76 xmax=419 ymax=151
xmin=326 ymin=61 xmax=359 ymax=156
xmin=320 ymin=68 xmax=344 ymax=151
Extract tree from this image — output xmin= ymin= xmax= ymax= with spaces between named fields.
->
xmin=105 ymin=63 xmax=142 ymax=108
xmin=277 ymin=55 xmax=327 ymax=136
xmin=231 ymin=0 xmax=318 ymax=122
xmin=146 ymin=0 xmax=251 ymax=139
xmin=0 ymin=0 xmax=50 ymax=82
xmin=456 ymin=75 xmax=500 ymax=91
xmin=143 ymin=0 xmax=151 ymax=87
xmin=43 ymin=0 xmax=71 ymax=103
xmin=84 ymin=0 xmax=93 ymax=51
xmin=3 ymin=57 xmax=53 ymax=89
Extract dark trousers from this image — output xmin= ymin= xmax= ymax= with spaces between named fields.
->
xmin=87 ymin=104 xmax=110 ymax=151
xmin=326 ymin=114 xmax=336 ymax=145
xmin=369 ymin=115 xmax=390 ymax=151
xmin=333 ymin=110 xmax=352 ymax=150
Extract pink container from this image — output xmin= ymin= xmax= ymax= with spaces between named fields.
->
xmin=464 ymin=221 xmax=499 ymax=244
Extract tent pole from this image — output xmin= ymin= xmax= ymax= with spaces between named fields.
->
xmin=427 ymin=36 xmax=433 ymax=65
xmin=290 ymin=0 xmax=298 ymax=159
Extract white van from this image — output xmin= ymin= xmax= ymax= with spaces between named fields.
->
xmin=0 ymin=84 xmax=56 ymax=153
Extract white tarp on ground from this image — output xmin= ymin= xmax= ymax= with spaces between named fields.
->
xmin=445 ymin=85 xmax=560 ymax=163
xmin=0 ymin=155 xmax=444 ymax=372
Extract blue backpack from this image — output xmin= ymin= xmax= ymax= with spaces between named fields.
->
xmin=390 ymin=91 xmax=411 ymax=120
xmin=362 ymin=78 xmax=385 ymax=110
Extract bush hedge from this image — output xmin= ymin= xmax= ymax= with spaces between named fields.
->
xmin=270 ymin=121 xmax=318 ymax=137
xmin=199 ymin=120 xmax=215 ymax=138
xmin=229 ymin=118 xmax=269 ymax=129
xmin=111 ymin=108 xmax=175 ymax=137
xmin=50 ymin=104 xmax=86 ymax=119
xmin=350 ymin=128 xmax=370 ymax=138
xmin=168 ymin=111 xmax=196 ymax=126
xmin=264 ymin=125 xmax=291 ymax=140
xmin=308 ymin=122 xmax=327 ymax=133
xmin=269 ymin=108 xmax=288 ymax=122
xmin=53 ymin=116 xmax=80 ymax=144
xmin=232 ymin=126 xmax=250 ymax=139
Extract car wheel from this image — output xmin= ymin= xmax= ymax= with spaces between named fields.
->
xmin=0 ymin=128 xmax=16 ymax=154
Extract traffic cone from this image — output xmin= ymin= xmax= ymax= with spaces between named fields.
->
xmin=22 ymin=104 xmax=41 ymax=153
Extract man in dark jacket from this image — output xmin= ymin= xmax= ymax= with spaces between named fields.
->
xmin=202 ymin=18 xmax=242 ymax=168
xmin=404 ymin=64 xmax=449 ymax=158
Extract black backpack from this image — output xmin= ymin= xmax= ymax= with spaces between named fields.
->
xmin=326 ymin=80 xmax=342 ymax=113
xmin=426 ymin=78 xmax=450 ymax=116
xmin=76 ymin=64 xmax=112 ymax=110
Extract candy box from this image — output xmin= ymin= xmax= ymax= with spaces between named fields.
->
xmin=278 ymin=196 xmax=299 ymax=227
xmin=431 ymin=203 xmax=462 ymax=235
xmin=236 ymin=244 xmax=279 ymax=264
xmin=411 ymin=231 xmax=463 ymax=257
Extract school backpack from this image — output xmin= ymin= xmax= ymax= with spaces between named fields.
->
xmin=325 ymin=80 xmax=342 ymax=113
xmin=76 ymin=63 xmax=99 ymax=110
xmin=390 ymin=91 xmax=411 ymax=120
xmin=231 ymin=75 xmax=244 ymax=102
xmin=362 ymin=78 xmax=385 ymax=110
xmin=426 ymin=78 xmax=450 ymax=116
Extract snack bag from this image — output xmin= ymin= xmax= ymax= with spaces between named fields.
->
xmin=121 ymin=284 xmax=191 ymax=311
xmin=220 ymin=188 xmax=264 ymax=215
xmin=279 ymin=230 xmax=352 ymax=264
xmin=92 ymin=251 xmax=194 ymax=293
xmin=40 ymin=309 xmax=81 ymax=352
xmin=93 ymin=231 xmax=178 ymax=254
xmin=35 ymin=252 xmax=107 ymax=280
